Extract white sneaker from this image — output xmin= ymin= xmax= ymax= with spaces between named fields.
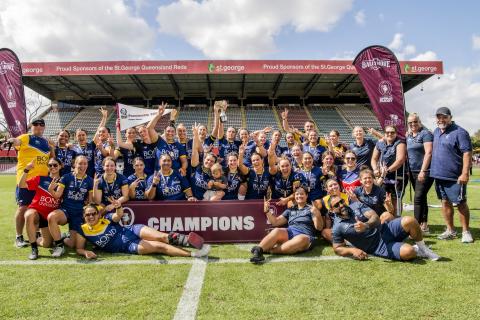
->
xmin=51 ymin=245 xmax=65 ymax=258
xmin=461 ymin=231 xmax=474 ymax=243
xmin=192 ymin=244 xmax=211 ymax=258
xmin=437 ymin=229 xmax=457 ymax=240
xmin=413 ymin=244 xmax=440 ymax=261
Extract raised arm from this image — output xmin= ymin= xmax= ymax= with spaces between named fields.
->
xmin=281 ymin=108 xmax=292 ymax=133
xmin=191 ymin=123 xmax=201 ymax=168
xmin=368 ymin=128 xmax=383 ymax=140
xmin=98 ymin=107 xmax=108 ymax=129
xmin=116 ymin=119 xmax=134 ymax=150
xmin=210 ymin=101 xmax=221 ymax=139
xmin=237 ymin=143 xmax=249 ymax=175
xmin=146 ymin=102 xmax=167 ymax=143
xmin=217 ymin=102 xmax=225 ymax=140
xmin=268 ymin=141 xmax=278 ymax=175
xmin=145 ymin=173 xmax=160 ymax=200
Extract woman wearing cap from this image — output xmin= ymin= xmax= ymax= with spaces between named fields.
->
xmin=406 ymin=113 xmax=434 ymax=233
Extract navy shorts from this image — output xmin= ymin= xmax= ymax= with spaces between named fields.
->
xmin=16 ymin=186 xmax=35 ymax=206
xmin=373 ymin=218 xmax=409 ymax=261
xmin=121 ymin=224 xmax=145 ymax=254
xmin=286 ymin=226 xmax=315 ymax=245
xmin=59 ymin=207 xmax=83 ymax=233
xmin=38 ymin=214 xmax=48 ymax=228
xmin=435 ymin=179 xmax=467 ymax=205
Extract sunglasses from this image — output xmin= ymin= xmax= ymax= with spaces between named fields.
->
xmin=48 ymin=163 xmax=59 ymax=168
xmin=332 ymin=199 xmax=345 ymax=209
xmin=345 ymin=157 xmax=356 ymax=161
xmin=408 ymin=121 xmax=419 ymax=125
xmin=84 ymin=212 xmax=98 ymax=218
xmin=32 ymin=123 xmax=45 ymax=127
xmin=385 ymin=131 xmax=396 ymax=135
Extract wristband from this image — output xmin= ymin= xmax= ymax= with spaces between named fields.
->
xmin=152 ymin=183 xmax=158 ymax=187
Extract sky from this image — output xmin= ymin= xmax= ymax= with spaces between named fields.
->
xmin=1 ymin=0 xmax=479 ymax=133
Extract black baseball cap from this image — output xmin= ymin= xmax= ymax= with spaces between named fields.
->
xmin=31 ymin=119 xmax=45 ymax=125
xmin=435 ymin=107 xmax=452 ymax=116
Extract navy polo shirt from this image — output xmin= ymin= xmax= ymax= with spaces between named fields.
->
xmin=406 ymin=127 xmax=433 ymax=173
xmin=353 ymin=185 xmax=386 ymax=216
xmin=350 ymin=139 xmax=375 ymax=168
xmin=431 ymin=123 xmax=472 ymax=181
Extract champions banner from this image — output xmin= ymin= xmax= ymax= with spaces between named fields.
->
xmin=120 ymin=200 xmax=287 ymax=243
xmin=117 ymin=103 xmax=172 ymax=131
xmin=353 ymin=46 xmax=407 ymax=138
xmin=0 ymin=48 xmax=27 ymax=137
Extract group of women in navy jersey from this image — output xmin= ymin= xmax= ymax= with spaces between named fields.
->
xmin=20 ymin=103 xmax=436 ymax=262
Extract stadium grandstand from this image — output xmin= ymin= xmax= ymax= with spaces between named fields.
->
xmin=0 ymin=60 xmax=442 ymax=173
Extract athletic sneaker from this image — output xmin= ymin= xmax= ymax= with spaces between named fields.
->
xmin=413 ymin=244 xmax=440 ymax=261
xmin=250 ymin=246 xmax=265 ymax=264
xmin=192 ymin=244 xmax=211 ymax=258
xmin=51 ymin=245 xmax=65 ymax=258
xmin=437 ymin=229 xmax=457 ymax=240
xmin=28 ymin=247 xmax=39 ymax=260
xmin=421 ymin=227 xmax=430 ymax=236
xmin=15 ymin=235 xmax=29 ymax=248
xmin=461 ymin=231 xmax=474 ymax=243
xmin=187 ymin=232 xmax=205 ymax=249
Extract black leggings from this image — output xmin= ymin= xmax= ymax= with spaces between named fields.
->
xmin=409 ymin=171 xmax=434 ymax=224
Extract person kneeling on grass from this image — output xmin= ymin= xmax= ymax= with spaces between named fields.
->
xmin=250 ymin=187 xmax=323 ymax=264
xmin=76 ymin=201 xmax=211 ymax=259
xmin=329 ymin=195 xmax=440 ymax=261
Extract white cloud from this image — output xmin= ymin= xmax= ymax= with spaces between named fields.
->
xmin=406 ymin=66 xmax=480 ymax=134
xmin=330 ymin=51 xmax=355 ymax=60
xmin=355 ymin=10 xmax=366 ymax=26
xmin=388 ymin=33 xmax=404 ymax=50
xmin=0 ymin=0 xmax=156 ymax=61
xmin=412 ymin=50 xmax=438 ymax=61
xmin=156 ymin=0 xmax=354 ymax=59
xmin=387 ymin=33 xmax=438 ymax=61
xmin=472 ymin=34 xmax=480 ymax=50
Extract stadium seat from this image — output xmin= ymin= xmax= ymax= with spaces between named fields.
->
xmin=308 ymin=105 xmax=354 ymax=144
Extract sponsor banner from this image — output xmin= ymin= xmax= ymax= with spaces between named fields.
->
xmin=0 ymin=48 xmax=27 ymax=137
xmin=353 ymin=46 xmax=407 ymax=138
xmin=117 ymin=103 xmax=172 ymax=131
xmin=119 ymin=200 xmax=287 ymax=243
xmin=21 ymin=60 xmax=443 ymax=76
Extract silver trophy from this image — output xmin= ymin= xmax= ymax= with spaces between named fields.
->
xmin=220 ymin=109 xmax=228 ymax=123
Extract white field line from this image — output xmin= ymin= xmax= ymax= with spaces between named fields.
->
xmin=0 ymin=255 xmax=347 ymax=266
xmin=173 ymin=258 xmax=208 ymax=320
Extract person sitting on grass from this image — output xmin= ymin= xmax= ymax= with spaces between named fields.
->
xmin=329 ymin=195 xmax=440 ymax=261
xmin=76 ymin=201 xmax=211 ymax=259
xmin=250 ymin=187 xmax=323 ymax=264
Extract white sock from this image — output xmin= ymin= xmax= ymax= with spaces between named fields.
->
xmin=238 ymin=195 xmax=245 ymax=200
xmin=415 ymin=240 xmax=427 ymax=250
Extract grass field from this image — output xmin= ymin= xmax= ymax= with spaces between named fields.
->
xmin=1 ymin=172 xmax=479 ymax=320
